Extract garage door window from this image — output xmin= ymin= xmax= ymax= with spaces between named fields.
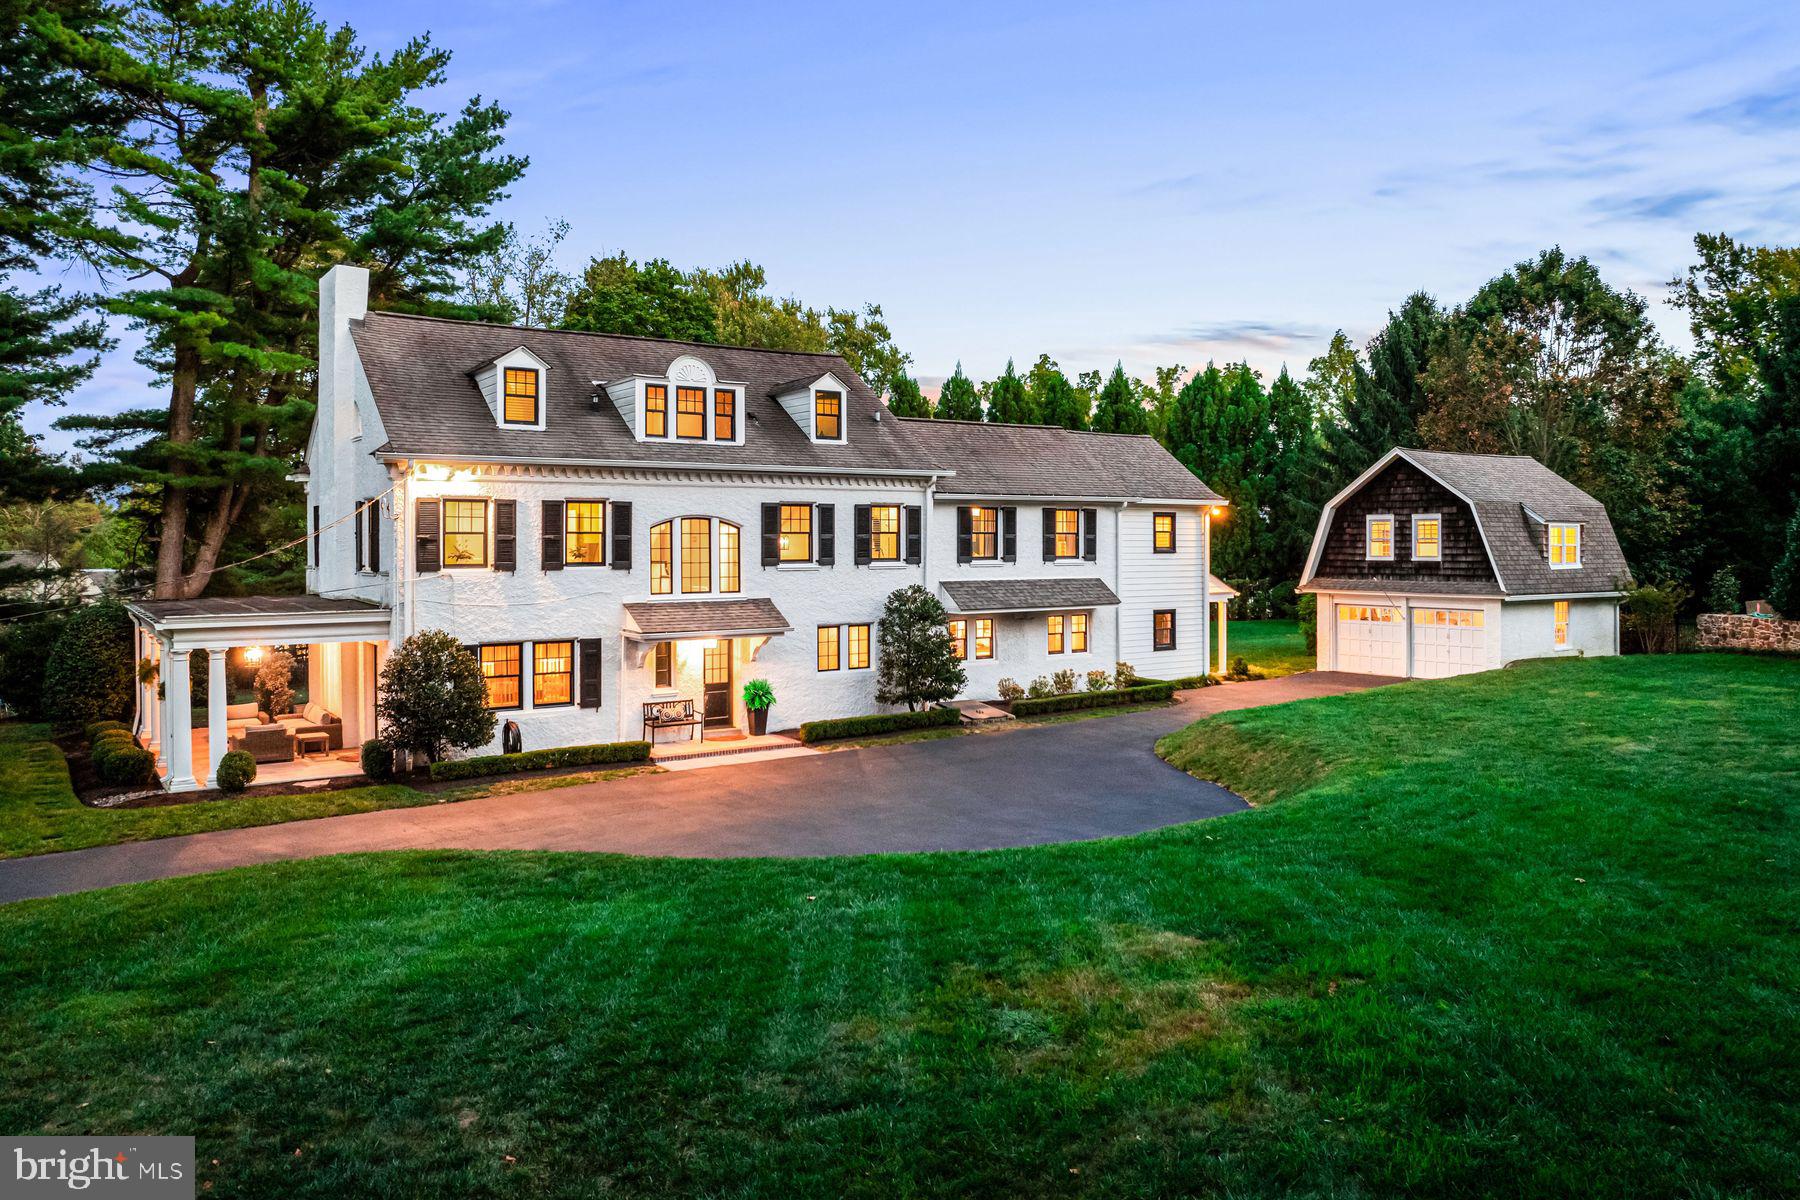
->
xmin=1414 ymin=608 xmax=1484 ymax=628
xmin=1336 ymin=604 xmax=1401 ymax=623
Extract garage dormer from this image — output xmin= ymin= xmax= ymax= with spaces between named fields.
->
xmin=471 ymin=346 xmax=550 ymax=431
xmin=607 ymin=353 xmax=746 ymax=445
xmin=771 ymin=371 xmax=849 ymax=444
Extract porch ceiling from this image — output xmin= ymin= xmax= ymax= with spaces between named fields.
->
xmin=622 ymin=597 xmax=791 ymax=641
xmin=127 ymin=595 xmax=391 ymax=649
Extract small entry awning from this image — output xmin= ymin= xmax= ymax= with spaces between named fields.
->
xmin=1205 ymin=574 xmax=1240 ymax=599
xmin=939 ymin=577 xmax=1120 ymax=615
xmin=622 ymin=598 xmax=792 ymax=642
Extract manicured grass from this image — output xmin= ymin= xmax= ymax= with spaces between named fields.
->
xmin=1 ymin=655 xmax=1795 ymax=1197
xmin=1219 ymin=616 xmax=1314 ymax=676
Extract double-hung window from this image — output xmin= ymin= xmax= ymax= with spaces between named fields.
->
xmin=480 ymin=644 xmax=522 ymax=708
xmin=779 ymin=504 xmax=812 ymax=562
xmin=870 ymin=505 xmax=901 ymax=561
xmin=675 ymin=387 xmax=706 ymax=440
xmin=644 ymin=384 xmax=668 ymax=438
xmin=1550 ymin=523 xmax=1581 ymax=567
xmin=1366 ymin=514 xmax=1394 ymax=561
xmin=443 ymin=499 xmax=488 ymax=567
xmin=847 ymin=624 xmax=870 ymax=670
xmin=1070 ymin=613 xmax=1089 ymax=653
xmin=969 ymin=506 xmax=999 ymax=560
xmin=653 ymin=641 xmax=674 ymax=690
xmin=1153 ymin=610 xmax=1176 ymax=651
xmin=713 ymin=389 xmax=736 ymax=440
xmin=1152 ymin=512 xmax=1176 ymax=553
xmin=1047 ymin=615 xmax=1065 ymax=654
xmin=1413 ymin=514 xmax=1441 ymax=561
xmin=566 ymin=501 xmax=605 ymax=565
xmin=1053 ymin=509 xmax=1081 ymax=558
xmin=817 ymin=625 xmax=841 ymax=671
xmin=948 ymin=619 xmax=967 ymax=660
xmin=502 ymin=368 xmax=538 ymax=424
xmin=973 ymin=618 xmax=994 ymax=660
xmin=533 ymin=641 xmax=572 ymax=706
xmin=815 ymin=390 xmax=842 ymax=439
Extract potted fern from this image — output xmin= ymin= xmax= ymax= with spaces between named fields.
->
xmin=742 ymin=679 xmax=775 ymax=735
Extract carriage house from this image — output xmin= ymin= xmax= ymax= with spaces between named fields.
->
xmin=126 ymin=266 xmax=1230 ymax=790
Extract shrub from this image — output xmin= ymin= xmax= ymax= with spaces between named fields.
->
xmin=996 ymin=678 xmax=1024 ymax=701
xmin=1705 ymin=567 xmax=1741 ymax=615
xmin=796 ymin=707 xmax=961 ymax=744
xmin=1114 ymin=661 xmax=1137 ymax=687
xmin=89 ymin=730 xmax=136 ymax=771
xmin=1228 ymin=654 xmax=1252 ymax=680
xmin=0 ymin=614 xmax=66 ymax=720
xmin=1770 ymin=509 xmax=1800 ymax=617
xmin=85 ymin=719 xmax=130 ymax=742
xmin=875 ymin=585 xmax=966 ymax=710
xmin=360 ymin=738 xmax=395 ymax=782
xmin=1026 ymin=676 xmax=1052 ymax=699
xmin=215 ymin=750 xmax=257 ymax=793
xmin=1051 ymin=668 xmax=1076 ymax=694
xmin=377 ymin=630 xmax=497 ymax=763
xmin=1298 ymin=593 xmax=1318 ymax=653
xmin=1623 ymin=582 xmax=1689 ymax=654
xmin=428 ymin=740 xmax=652 ymax=782
xmin=1085 ymin=669 xmax=1111 ymax=692
xmin=44 ymin=601 xmax=134 ymax=728
xmin=1009 ymin=682 xmax=1176 ymax=716
xmin=98 ymin=743 xmax=156 ymax=787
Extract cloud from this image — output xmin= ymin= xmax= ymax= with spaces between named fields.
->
xmin=1693 ymin=68 xmax=1800 ymax=131
xmin=1372 ymin=150 xmax=1640 ymax=200
xmin=1587 ymin=187 xmax=1723 ymax=222
xmin=1142 ymin=320 xmax=1329 ymax=354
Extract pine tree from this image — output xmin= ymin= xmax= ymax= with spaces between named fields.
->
xmin=1029 ymin=356 xmax=1087 ymax=430
xmin=984 ymin=358 xmax=1035 ymax=424
xmin=935 ymin=362 xmax=982 ymax=421
xmin=1089 ymin=363 xmax=1147 ymax=434
xmin=885 ymin=375 xmax=931 ymax=418
xmin=1322 ymin=292 xmax=1442 ymax=490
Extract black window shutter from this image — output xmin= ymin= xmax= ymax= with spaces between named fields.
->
xmin=610 ymin=501 xmax=632 ymax=570
xmin=578 ymin=638 xmax=604 ymax=709
xmin=853 ymin=504 xmax=872 ymax=565
xmin=904 ymin=505 xmax=922 ymax=564
xmin=541 ymin=500 xmax=564 ymax=571
xmin=1001 ymin=506 xmax=1017 ymax=562
xmin=761 ymin=503 xmax=780 ymax=566
xmin=817 ymin=504 xmax=836 ymax=565
xmin=367 ymin=501 xmax=381 ymax=573
xmin=1082 ymin=508 xmax=1098 ymax=561
xmin=415 ymin=499 xmax=441 ymax=573
xmin=353 ymin=502 xmax=364 ymax=571
xmin=1169 ymin=611 xmax=1178 ymax=649
xmin=311 ymin=505 xmax=320 ymax=567
xmin=956 ymin=506 xmax=973 ymax=563
xmin=494 ymin=500 xmax=516 ymax=572
xmin=1041 ymin=508 xmax=1055 ymax=561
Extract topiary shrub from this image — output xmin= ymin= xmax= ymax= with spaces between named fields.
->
xmin=89 ymin=730 xmax=135 ymax=771
xmin=1051 ymin=668 xmax=1076 ymax=694
xmin=996 ymin=678 xmax=1024 ymax=702
xmin=85 ymin=719 xmax=130 ymax=743
xmin=1085 ymin=669 xmax=1111 ymax=692
xmin=215 ymin=750 xmax=257 ymax=793
xmin=377 ymin=630 xmax=497 ymax=764
xmin=98 ymin=743 xmax=155 ymax=788
xmin=44 ymin=601 xmax=134 ymax=728
xmin=360 ymin=738 xmax=395 ymax=782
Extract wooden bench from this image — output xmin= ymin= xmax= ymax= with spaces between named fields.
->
xmin=643 ymin=699 xmax=703 ymax=743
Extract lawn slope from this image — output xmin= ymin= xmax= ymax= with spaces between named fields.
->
xmin=0 ymin=655 xmax=1794 ymax=1198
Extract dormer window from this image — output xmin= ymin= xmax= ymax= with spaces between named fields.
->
xmin=1549 ymin=523 xmax=1581 ymax=568
xmin=609 ymin=355 xmax=744 ymax=444
xmin=676 ymin=387 xmax=706 ymax=439
xmin=644 ymin=384 xmax=668 ymax=437
xmin=502 ymin=368 xmax=539 ymax=425
xmin=714 ymin=389 xmax=736 ymax=440
xmin=815 ymin=390 xmax=843 ymax=440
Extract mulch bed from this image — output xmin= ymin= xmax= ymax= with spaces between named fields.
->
xmin=53 ymin=729 xmax=377 ymax=808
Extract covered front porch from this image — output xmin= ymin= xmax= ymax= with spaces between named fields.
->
xmin=126 ymin=596 xmax=391 ymax=792
xmin=621 ymin=598 xmax=791 ymax=742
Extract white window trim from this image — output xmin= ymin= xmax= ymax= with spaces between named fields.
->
xmin=1549 ymin=523 xmax=1583 ymax=570
xmin=1553 ymin=599 xmax=1572 ymax=649
xmin=811 ymin=387 xmax=848 ymax=444
xmin=1411 ymin=513 xmax=1441 ymax=561
xmin=1365 ymin=513 xmax=1395 ymax=562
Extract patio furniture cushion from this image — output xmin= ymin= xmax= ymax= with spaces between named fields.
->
xmin=231 ymin=722 xmax=296 ymax=764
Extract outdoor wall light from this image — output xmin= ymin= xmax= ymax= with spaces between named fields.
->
xmin=244 ymin=646 xmax=265 ymax=664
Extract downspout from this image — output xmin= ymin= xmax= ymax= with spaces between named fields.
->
xmin=1115 ymin=501 xmax=1130 ymax=665
xmin=922 ymin=474 xmax=939 ymax=590
xmin=1199 ymin=507 xmax=1211 ymax=677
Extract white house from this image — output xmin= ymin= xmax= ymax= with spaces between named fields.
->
xmin=1298 ymin=447 xmax=1627 ymax=679
xmin=126 ymin=265 xmax=1230 ymax=790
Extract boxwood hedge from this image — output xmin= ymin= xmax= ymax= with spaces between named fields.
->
xmin=429 ymin=739 xmax=651 ymax=782
xmin=1008 ymin=682 xmax=1176 ymax=716
xmin=797 ymin=706 xmax=962 ymax=744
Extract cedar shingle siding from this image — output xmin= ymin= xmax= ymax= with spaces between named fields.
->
xmin=1315 ymin=459 xmax=1495 ymax=587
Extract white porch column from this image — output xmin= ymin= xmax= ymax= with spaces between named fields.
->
xmin=1217 ymin=600 xmax=1229 ymax=675
xmin=205 ymin=647 xmax=229 ymax=787
xmin=162 ymin=647 xmax=197 ymax=790
xmin=148 ymin=639 xmax=163 ymax=761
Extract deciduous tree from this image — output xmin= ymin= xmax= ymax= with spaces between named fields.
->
xmin=874 ymin=585 xmax=965 ymax=710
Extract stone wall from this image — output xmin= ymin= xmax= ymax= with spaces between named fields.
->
xmin=1696 ymin=613 xmax=1800 ymax=653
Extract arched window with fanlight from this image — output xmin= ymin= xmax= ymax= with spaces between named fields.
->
xmin=648 ymin=517 xmax=740 ymax=597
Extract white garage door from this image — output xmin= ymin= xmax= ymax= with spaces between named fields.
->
xmin=1411 ymin=608 xmax=1488 ymax=679
xmin=1334 ymin=604 xmax=1404 ymax=675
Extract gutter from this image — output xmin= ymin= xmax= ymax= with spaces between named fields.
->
xmin=378 ymin=450 xmax=951 ymax=482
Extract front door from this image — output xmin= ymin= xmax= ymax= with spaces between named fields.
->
xmin=702 ymin=639 xmax=733 ymax=728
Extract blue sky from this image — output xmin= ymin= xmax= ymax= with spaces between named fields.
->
xmin=31 ymin=0 xmax=1800 ymax=447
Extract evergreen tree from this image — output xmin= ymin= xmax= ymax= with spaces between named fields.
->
xmin=562 ymin=254 xmax=718 ymax=341
xmin=885 ymin=374 xmax=931 ymax=418
xmin=1029 ymin=355 xmax=1087 ymax=430
xmin=984 ymin=358 xmax=1035 ymax=424
xmin=1322 ymin=292 xmax=1442 ymax=490
xmin=1089 ymin=363 xmax=1147 ymax=434
xmin=935 ymin=362 xmax=982 ymax=421
xmin=874 ymin=585 xmax=966 ymax=710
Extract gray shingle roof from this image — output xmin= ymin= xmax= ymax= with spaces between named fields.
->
xmin=622 ymin=598 xmax=792 ymax=637
xmin=128 ymin=595 xmax=386 ymax=619
xmin=350 ymin=313 xmax=940 ymax=476
xmin=901 ymin=419 xmax=1223 ymax=503
xmin=940 ymin=577 xmax=1121 ymax=613
xmin=1401 ymin=449 xmax=1630 ymax=595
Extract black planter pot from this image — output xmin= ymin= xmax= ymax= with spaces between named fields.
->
xmin=747 ymin=707 xmax=769 ymax=736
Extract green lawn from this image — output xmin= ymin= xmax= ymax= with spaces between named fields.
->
xmin=1 ymin=655 xmax=1794 ymax=1197
xmin=1218 ymin=616 xmax=1314 ymax=676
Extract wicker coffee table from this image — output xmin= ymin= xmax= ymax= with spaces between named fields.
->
xmin=294 ymin=730 xmax=331 ymax=760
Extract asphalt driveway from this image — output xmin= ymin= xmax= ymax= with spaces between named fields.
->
xmin=0 ymin=672 xmax=1395 ymax=903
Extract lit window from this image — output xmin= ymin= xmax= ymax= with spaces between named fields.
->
xmin=1554 ymin=600 xmax=1569 ymax=646
xmin=1047 ymin=614 xmax=1065 ymax=654
xmin=676 ymin=386 xmax=706 ymax=440
xmin=644 ymin=384 xmax=668 ymax=438
xmin=1152 ymin=512 xmax=1175 ymax=553
xmin=650 ymin=520 xmax=672 ymax=595
xmin=533 ymin=641 xmax=572 ymax=706
xmin=443 ymin=499 xmax=488 ymax=567
xmin=1366 ymin=515 xmax=1394 ymax=560
xmin=1070 ymin=613 xmax=1089 ymax=653
xmin=713 ymin=389 xmax=736 ymax=440
xmin=502 ymin=368 xmax=538 ymax=424
xmin=1413 ymin=515 xmax=1440 ymax=561
xmin=1550 ymin=523 xmax=1581 ymax=567
xmin=566 ymin=501 xmax=605 ymax=564
xmin=815 ymin=390 xmax=842 ymax=439
xmin=1153 ymin=610 xmax=1176 ymax=650
xmin=817 ymin=625 xmax=841 ymax=671
xmin=779 ymin=504 xmax=812 ymax=562
xmin=480 ymin=644 xmax=521 ymax=708
xmin=973 ymin=618 xmax=994 ymax=660
xmin=680 ymin=518 xmax=711 ymax=593
xmin=653 ymin=641 xmax=673 ymax=689
xmin=970 ymin=506 xmax=999 ymax=559
xmin=870 ymin=505 xmax=900 ymax=561
xmin=719 ymin=522 xmax=740 ymax=593
xmin=1054 ymin=509 xmax=1081 ymax=558
xmin=848 ymin=624 xmax=870 ymax=670
xmin=948 ymin=619 xmax=967 ymax=660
